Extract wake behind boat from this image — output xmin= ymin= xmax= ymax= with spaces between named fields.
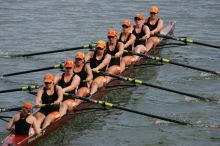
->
xmin=2 ymin=21 xmax=175 ymax=146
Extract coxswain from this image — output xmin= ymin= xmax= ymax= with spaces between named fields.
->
xmin=132 ymin=12 xmax=150 ymax=61
xmin=144 ymin=6 xmax=164 ymax=50
xmin=7 ymin=103 xmax=41 ymax=135
xmin=105 ymin=29 xmax=125 ymax=83
xmin=85 ymin=40 xmax=111 ymax=95
xmin=54 ymin=58 xmax=81 ymax=117
xmin=119 ymin=19 xmax=136 ymax=66
xmin=74 ymin=51 xmax=93 ymax=97
xmin=35 ymin=73 xmax=63 ymax=129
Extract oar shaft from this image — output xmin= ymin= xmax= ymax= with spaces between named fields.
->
xmin=71 ymin=94 xmax=190 ymax=125
xmin=2 ymin=64 xmax=63 ymax=77
xmin=192 ymin=40 xmax=220 ymax=49
xmin=100 ymin=71 xmax=214 ymax=102
xmin=125 ymin=51 xmax=219 ymax=75
xmin=13 ymin=46 xmax=83 ymax=57
xmin=169 ymin=61 xmax=219 ymax=75
xmin=0 ymin=107 xmax=21 ymax=112
xmin=0 ymin=85 xmax=38 ymax=94
xmin=0 ymin=88 xmax=21 ymax=93
xmin=141 ymin=82 xmax=212 ymax=102
xmin=112 ymin=105 xmax=189 ymax=125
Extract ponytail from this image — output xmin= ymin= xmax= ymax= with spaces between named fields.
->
xmin=20 ymin=108 xmax=31 ymax=119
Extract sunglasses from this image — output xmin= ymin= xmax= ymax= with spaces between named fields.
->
xmin=134 ymin=17 xmax=141 ymax=21
xmin=150 ymin=12 xmax=156 ymax=15
xmin=65 ymin=67 xmax=73 ymax=70
xmin=108 ymin=36 xmax=115 ymax=39
xmin=122 ymin=25 xmax=129 ymax=28
xmin=75 ymin=58 xmax=83 ymax=61
xmin=44 ymin=82 xmax=52 ymax=85
xmin=96 ymin=47 xmax=104 ymax=50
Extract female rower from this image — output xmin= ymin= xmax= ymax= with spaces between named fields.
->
xmin=144 ymin=6 xmax=164 ymax=50
xmin=105 ymin=29 xmax=125 ymax=83
xmin=35 ymin=73 xmax=63 ymax=129
xmin=119 ymin=19 xmax=136 ymax=66
xmin=54 ymin=58 xmax=81 ymax=117
xmin=73 ymin=51 xmax=93 ymax=97
xmin=7 ymin=103 xmax=41 ymax=135
xmin=85 ymin=40 xmax=111 ymax=95
xmin=132 ymin=12 xmax=150 ymax=61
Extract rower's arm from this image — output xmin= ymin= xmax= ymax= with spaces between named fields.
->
xmin=35 ymin=88 xmax=44 ymax=105
xmin=124 ymin=34 xmax=136 ymax=49
xmin=151 ymin=19 xmax=164 ymax=35
xmin=54 ymin=86 xmax=63 ymax=104
xmin=62 ymin=75 xmax=80 ymax=93
xmin=143 ymin=26 xmax=151 ymax=39
xmin=95 ymin=54 xmax=111 ymax=71
xmin=85 ymin=51 xmax=94 ymax=62
xmin=116 ymin=42 xmax=124 ymax=57
xmin=6 ymin=115 xmax=16 ymax=131
xmin=85 ymin=64 xmax=93 ymax=81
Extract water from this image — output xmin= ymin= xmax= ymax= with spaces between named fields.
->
xmin=0 ymin=0 xmax=220 ymax=145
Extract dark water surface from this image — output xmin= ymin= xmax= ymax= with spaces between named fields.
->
xmin=0 ymin=0 xmax=220 ymax=146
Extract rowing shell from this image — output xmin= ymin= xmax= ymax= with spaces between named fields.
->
xmin=2 ymin=21 xmax=175 ymax=146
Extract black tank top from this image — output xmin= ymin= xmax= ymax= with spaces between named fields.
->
xmin=14 ymin=116 xmax=31 ymax=135
xmin=144 ymin=17 xmax=160 ymax=31
xmin=74 ymin=64 xmax=87 ymax=81
xmin=118 ymin=33 xmax=132 ymax=51
xmin=74 ymin=64 xmax=88 ymax=88
xmin=132 ymin=25 xmax=146 ymax=47
xmin=90 ymin=50 xmax=107 ymax=72
xmin=42 ymin=86 xmax=58 ymax=104
xmin=106 ymin=42 xmax=121 ymax=66
xmin=58 ymin=73 xmax=74 ymax=89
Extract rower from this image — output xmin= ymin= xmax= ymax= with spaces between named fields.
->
xmin=119 ymin=19 xmax=136 ymax=66
xmin=144 ymin=6 xmax=164 ymax=50
xmin=7 ymin=103 xmax=41 ymax=135
xmin=132 ymin=12 xmax=150 ymax=61
xmin=54 ymin=58 xmax=81 ymax=117
xmin=35 ymin=73 xmax=63 ymax=129
xmin=74 ymin=51 xmax=93 ymax=97
xmin=85 ymin=40 xmax=111 ymax=95
xmin=105 ymin=29 xmax=125 ymax=83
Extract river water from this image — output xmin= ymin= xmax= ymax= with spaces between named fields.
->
xmin=0 ymin=0 xmax=220 ymax=146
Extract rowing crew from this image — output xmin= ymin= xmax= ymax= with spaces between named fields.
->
xmin=7 ymin=5 xmax=163 ymax=136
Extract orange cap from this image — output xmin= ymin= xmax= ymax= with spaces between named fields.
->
xmin=44 ymin=73 xmax=54 ymax=83
xmin=107 ymin=29 xmax=118 ymax=37
xmin=23 ymin=103 xmax=33 ymax=109
xmin=64 ymin=58 xmax=74 ymax=68
xmin=135 ymin=12 xmax=145 ymax=20
xmin=150 ymin=6 xmax=159 ymax=14
xmin=121 ymin=19 xmax=131 ymax=27
xmin=75 ymin=51 xmax=85 ymax=60
xmin=96 ymin=40 xmax=106 ymax=49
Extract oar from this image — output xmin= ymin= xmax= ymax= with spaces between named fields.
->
xmin=0 ymin=85 xmax=39 ymax=94
xmin=125 ymin=50 xmax=220 ymax=75
xmin=156 ymin=34 xmax=220 ymax=50
xmin=65 ymin=93 xmax=191 ymax=126
xmin=98 ymin=71 xmax=215 ymax=102
xmin=1 ymin=64 xmax=63 ymax=78
xmin=0 ymin=107 xmax=22 ymax=112
xmin=11 ymin=44 xmax=96 ymax=57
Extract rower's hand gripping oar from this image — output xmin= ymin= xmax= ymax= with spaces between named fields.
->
xmin=64 ymin=93 xmax=191 ymax=126
xmin=98 ymin=71 xmax=215 ymax=102
xmin=0 ymin=64 xmax=64 ymax=78
xmin=0 ymin=85 xmax=39 ymax=94
xmin=156 ymin=34 xmax=220 ymax=50
xmin=11 ymin=43 xmax=96 ymax=57
xmin=125 ymin=50 xmax=220 ymax=75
